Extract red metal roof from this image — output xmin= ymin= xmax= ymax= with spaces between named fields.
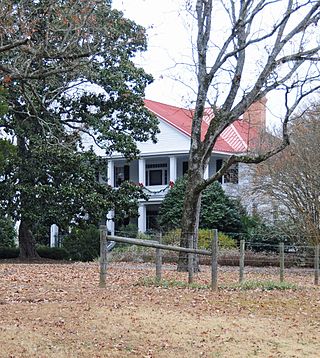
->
xmin=144 ymin=99 xmax=260 ymax=154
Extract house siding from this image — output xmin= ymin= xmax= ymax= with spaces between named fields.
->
xmin=136 ymin=119 xmax=190 ymax=155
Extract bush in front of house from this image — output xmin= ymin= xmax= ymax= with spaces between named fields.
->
xmin=240 ymin=214 xmax=294 ymax=252
xmin=62 ymin=225 xmax=100 ymax=262
xmin=158 ymin=177 xmax=243 ymax=234
xmin=0 ymin=246 xmax=70 ymax=260
xmin=0 ymin=247 xmax=19 ymax=259
xmin=198 ymin=230 xmax=237 ymax=250
xmin=36 ymin=246 xmax=69 ymax=260
xmin=161 ymin=228 xmax=237 ymax=250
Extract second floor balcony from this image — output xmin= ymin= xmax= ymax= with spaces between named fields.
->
xmin=106 ymin=154 xmax=240 ymax=200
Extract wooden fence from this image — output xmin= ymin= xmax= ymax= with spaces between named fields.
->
xmin=98 ymin=226 xmax=320 ymax=289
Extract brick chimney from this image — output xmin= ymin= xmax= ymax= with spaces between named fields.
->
xmin=243 ymin=97 xmax=267 ymax=131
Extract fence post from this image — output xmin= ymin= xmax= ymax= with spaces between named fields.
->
xmin=155 ymin=232 xmax=162 ymax=283
xmin=239 ymin=240 xmax=245 ymax=283
xmin=211 ymin=229 xmax=218 ymax=290
xmin=279 ymin=242 xmax=285 ymax=283
xmin=99 ymin=225 xmax=107 ymax=288
xmin=188 ymin=233 xmax=194 ymax=284
xmin=314 ymin=244 xmax=319 ymax=286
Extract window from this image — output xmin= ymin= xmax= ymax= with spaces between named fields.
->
xmin=216 ymin=159 xmax=238 ymax=184
xmin=146 ymin=163 xmax=168 ymax=186
xmin=146 ymin=210 xmax=160 ymax=231
xmin=114 ymin=165 xmax=130 ymax=187
xmin=224 ymin=164 xmax=239 ymax=184
xmin=182 ymin=161 xmax=189 ymax=175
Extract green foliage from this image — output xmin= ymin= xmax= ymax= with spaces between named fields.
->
xmin=200 ymin=182 xmax=243 ymax=233
xmin=158 ymin=178 xmax=187 ymax=230
xmin=198 ymin=230 xmax=237 ymax=250
xmin=159 ymin=177 xmax=243 ymax=234
xmin=0 ymin=139 xmax=17 ymax=177
xmin=116 ymin=223 xmax=139 ymax=238
xmin=0 ymin=1 xmax=159 ymax=258
xmin=62 ymin=225 xmax=100 ymax=262
xmin=0 ymin=86 xmax=8 ymax=116
xmin=0 ymin=245 xmax=68 ymax=260
xmin=136 ymin=232 xmax=153 ymax=240
xmin=36 ymin=246 xmax=69 ymax=260
xmin=162 ymin=229 xmax=182 ymax=246
xmin=241 ymin=215 xmax=293 ymax=252
xmin=218 ymin=232 xmax=237 ymax=249
xmin=0 ymin=247 xmax=19 ymax=259
xmin=0 ymin=216 xmax=16 ymax=247
xmin=162 ymin=228 xmax=236 ymax=249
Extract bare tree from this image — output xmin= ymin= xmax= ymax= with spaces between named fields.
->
xmin=252 ymin=105 xmax=320 ymax=244
xmin=179 ymin=0 xmax=320 ymax=270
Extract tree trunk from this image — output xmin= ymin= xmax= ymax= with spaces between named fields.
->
xmin=16 ymin=133 xmax=40 ymax=260
xmin=178 ymin=168 xmax=203 ymax=272
xmin=19 ymin=219 xmax=40 ymax=259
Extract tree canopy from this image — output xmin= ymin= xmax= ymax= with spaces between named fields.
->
xmin=0 ymin=0 xmax=158 ymax=258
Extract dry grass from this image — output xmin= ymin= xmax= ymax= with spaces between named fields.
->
xmin=0 ymin=261 xmax=319 ymax=357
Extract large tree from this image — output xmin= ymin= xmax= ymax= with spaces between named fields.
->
xmin=177 ymin=0 xmax=320 ymax=270
xmin=252 ymin=105 xmax=320 ymax=245
xmin=0 ymin=0 xmax=158 ymax=258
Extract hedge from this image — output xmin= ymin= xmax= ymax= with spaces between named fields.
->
xmin=0 ymin=246 xmax=69 ymax=260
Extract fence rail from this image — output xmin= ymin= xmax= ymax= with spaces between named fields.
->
xmin=98 ymin=226 xmax=320 ymax=289
xmin=99 ymin=226 xmax=219 ymax=289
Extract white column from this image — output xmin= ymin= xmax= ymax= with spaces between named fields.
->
xmin=138 ymin=204 xmax=146 ymax=233
xmin=169 ymin=156 xmax=177 ymax=182
xmin=106 ymin=210 xmax=115 ymax=235
xmin=107 ymin=159 xmax=115 ymax=187
xmin=138 ymin=158 xmax=145 ymax=185
xmin=50 ymin=224 xmax=59 ymax=247
xmin=204 ymin=164 xmax=209 ymax=180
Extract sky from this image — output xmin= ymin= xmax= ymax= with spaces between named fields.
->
xmin=113 ymin=0 xmax=191 ymax=107
xmin=111 ymin=1 xmax=303 ymax=129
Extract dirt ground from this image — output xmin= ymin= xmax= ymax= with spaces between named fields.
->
xmin=0 ymin=261 xmax=319 ymax=358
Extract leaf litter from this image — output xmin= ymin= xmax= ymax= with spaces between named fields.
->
xmin=0 ymin=261 xmax=319 ymax=357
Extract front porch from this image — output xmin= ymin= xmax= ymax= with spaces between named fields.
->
xmin=105 ymin=153 xmax=239 ymax=234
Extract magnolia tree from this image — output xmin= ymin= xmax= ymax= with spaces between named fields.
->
xmin=177 ymin=0 xmax=320 ymax=270
xmin=0 ymin=0 xmax=158 ymax=258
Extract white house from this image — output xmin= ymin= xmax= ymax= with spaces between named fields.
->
xmin=106 ymin=98 xmax=267 ymax=234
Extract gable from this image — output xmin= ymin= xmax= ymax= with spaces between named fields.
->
xmin=144 ymin=99 xmax=264 ymax=154
xmin=136 ymin=118 xmax=191 ymax=154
